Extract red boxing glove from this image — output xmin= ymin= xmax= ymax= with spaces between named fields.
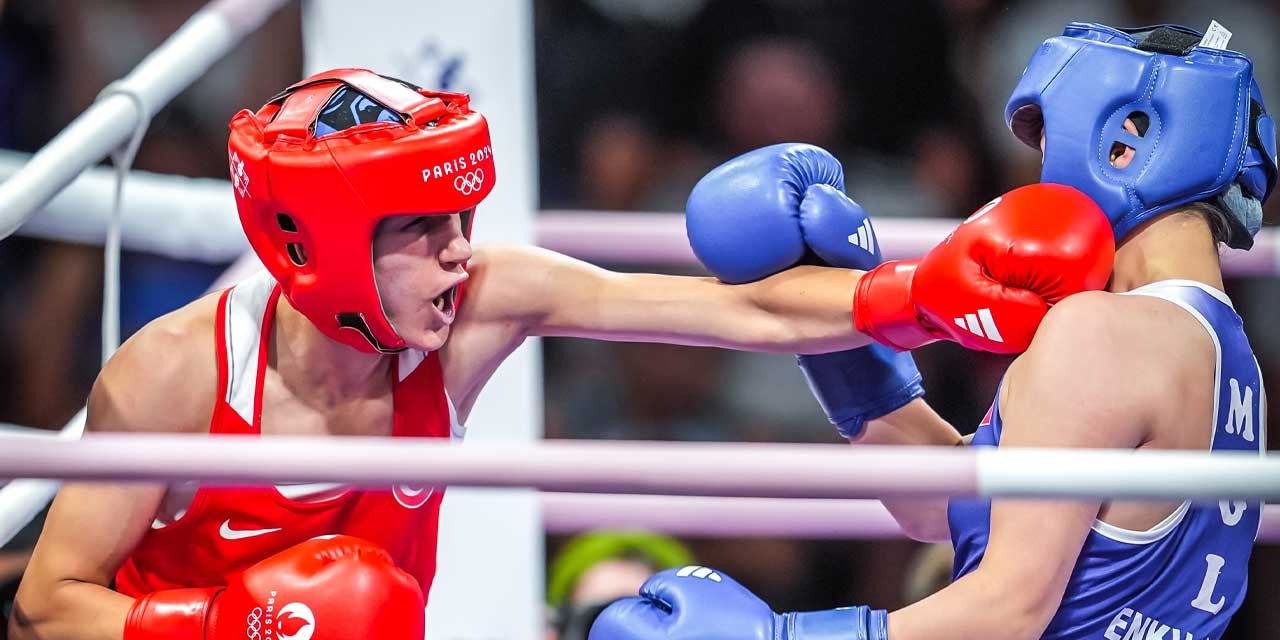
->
xmin=854 ymin=183 xmax=1114 ymax=353
xmin=125 ymin=536 xmax=424 ymax=640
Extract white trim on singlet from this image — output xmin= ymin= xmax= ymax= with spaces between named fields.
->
xmin=223 ymin=270 xmax=277 ymax=425
xmin=1124 ymin=279 xmax=1233 ymax=307
xmin=399 ymin=346 xmax=465 ymax=440
xmin=446 ymin=391 xmax=465 ymax=441
xmin=398 ymin=348 xmax=425 ymax=381
xmin=273 ymin=482 xmax=350 ymax=502
xmin=1086 ymin=280 xmax=1228 ymax=545
xmin=1091 ymin=501 xmax=1193 ymax=544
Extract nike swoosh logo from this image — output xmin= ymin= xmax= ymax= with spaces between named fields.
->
xmin=219 ymin=520 xmax=282 ymax=540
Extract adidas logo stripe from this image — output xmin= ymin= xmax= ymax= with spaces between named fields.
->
xmin=675 ymin=565 xmax=723 ymax=582
xmin=953 ymin=308 xmax=1003 ymax=342
xmin=846 ymin=219 xmax=876 ymax=253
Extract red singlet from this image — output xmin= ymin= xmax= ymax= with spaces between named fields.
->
xmin=115 ymin=271 xmax=462 ymax=598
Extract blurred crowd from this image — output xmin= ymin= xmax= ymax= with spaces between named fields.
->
xmin=0 ymin=0 xmax=1278 ymax=637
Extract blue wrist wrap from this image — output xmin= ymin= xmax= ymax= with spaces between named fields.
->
xmin=780 ymin=606 xmax=890 ymax=640
xmin=797 ymin=344 xmax=924 ymax=439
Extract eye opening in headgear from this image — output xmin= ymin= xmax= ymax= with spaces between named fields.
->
xmin=314 ymin=86 xmax=406 ymax=137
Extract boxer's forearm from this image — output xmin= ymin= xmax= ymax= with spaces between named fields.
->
xmin=857 ymin=398 xmax=963 ymax=447
xmin=530 ymin=256 xmax=872 ymax=353
xmin=9 ymin=579 xmax=131 ymax=640
xmin=889 ymin=567 xmax=1053 ymax=640
xmin=855 ymin=399 xmax=962 ymax=542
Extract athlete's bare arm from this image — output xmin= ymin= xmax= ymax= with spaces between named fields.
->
xmin=440 ymin=243 xmax=870 ymax=416
xmin=9 ymin=294 xmax=219 ymax=640
xmin=887 ymin=292 xmax=1205 ymax=639
xmin=498 ymin=244 xmax=865 ymax=350
xmin=455 ymin=245 xmax=961 ymax=540
xmin=856 ymin=400 xmax=964 ymax=542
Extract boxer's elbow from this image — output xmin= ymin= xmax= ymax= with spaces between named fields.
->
xmin=9 ymin=575 xmax=120 ymax=640
xmin=8 ymin=580 xmax=60 ymax=640
xmin=882 ymin=499 xmax=952 ymax=543
xmin=978 ymin=568 xmax=1062 ymax=638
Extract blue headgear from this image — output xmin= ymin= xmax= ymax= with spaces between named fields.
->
xmin=1006 ymin=23 xmax=1278 ymax=250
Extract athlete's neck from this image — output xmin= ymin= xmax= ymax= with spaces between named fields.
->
xmin=271 ymin=297 xmax=392 ymax=406
xmin=1108 ymin=209 xmax=1225 ymax=294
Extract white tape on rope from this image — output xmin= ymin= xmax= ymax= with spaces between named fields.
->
xmin=976 ymin=447 xmax=1279 ymax=500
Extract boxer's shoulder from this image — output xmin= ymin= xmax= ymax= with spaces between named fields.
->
xmin=459 ymin=242 xmax=574 ymax=322
xmin=88 ymin=291 xmax=220 ymax=434
xmin=1001 ymin=291 xmax=1205 ymax=443
xmin=1033 ymin=291 xmax=1209 ymax=369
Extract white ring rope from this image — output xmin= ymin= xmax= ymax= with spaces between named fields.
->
xmin=0 ymin=436 xmax=1276 ymax=500
xmin=2 ymin=151 xmax=1278 ymax=275
xmin=539 ymin=493 xmax=1280 ymax=543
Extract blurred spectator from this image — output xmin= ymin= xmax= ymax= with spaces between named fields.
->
xmin=545 ymin=339 xmax=737 ymax=442
xmin=902 ymin=542 xmax=954 ymax=605
xmin=545 ymin=531 xmax=694 ymax=640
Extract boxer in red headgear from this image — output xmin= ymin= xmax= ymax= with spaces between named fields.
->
xmin=10 ymin=69 xmax=1113 ymax=640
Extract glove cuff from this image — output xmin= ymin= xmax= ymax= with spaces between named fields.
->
xmin=853 ymin=262 xmax=934 ymax=351
xmin=783 ymin=607 xmax=889 ymax=640
xmin=796 ymin=346 xmax=924 ymax=439
xmin=124 ymin=587 xmax=223 ymax=640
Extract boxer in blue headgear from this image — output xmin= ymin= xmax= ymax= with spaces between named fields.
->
xmin=593 ymin=22 xmax=1269 ymax=640
xmin=1006 ymin=22 xmax=1278 ymax=249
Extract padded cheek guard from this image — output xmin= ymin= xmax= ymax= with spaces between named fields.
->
xmin=1005 ymin=22 xmax=1278 ymax=250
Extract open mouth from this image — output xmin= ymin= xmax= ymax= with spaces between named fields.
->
xmin=432 ymin=284 xmax=458 ymax=321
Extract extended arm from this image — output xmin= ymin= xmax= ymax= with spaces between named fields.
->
xmin=468 ymin=243 xmax=870 ymax=353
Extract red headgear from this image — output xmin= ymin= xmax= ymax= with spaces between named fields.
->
xmin=228 ymin=68 xmax=495 ymax=353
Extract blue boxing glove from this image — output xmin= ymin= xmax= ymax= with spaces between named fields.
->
xmin=685 ymin=143 xmax=923 ymax=439
xmin=686 ymin=143 xmax=877 ymax=284
xmin=588 ymin=566 xmax=887 ymax=640
xmin=789 ymin=186 xmax=924 ymax=439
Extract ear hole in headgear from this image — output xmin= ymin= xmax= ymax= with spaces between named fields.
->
xmin=1127 ymin=111 xmax=1151 ymax=136
xmin=277 ymin=213 xmax=298 ymax=232
xmin=286 ymin=243 xmax=308 ymax=266
xmin=1109 ymin=142 xmax=1135 ymax=166
xmin=1109 ymin=111 xmax=1151 ymax=167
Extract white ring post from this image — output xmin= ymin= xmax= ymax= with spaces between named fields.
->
xmin=0 ymin=0 xmax=289 ymax=240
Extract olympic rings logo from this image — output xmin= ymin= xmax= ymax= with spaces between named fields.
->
xmin=245 ymin=608 xmax=264 ymax=640
xmin=454 ymin=169 xmax=484 ymax=195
